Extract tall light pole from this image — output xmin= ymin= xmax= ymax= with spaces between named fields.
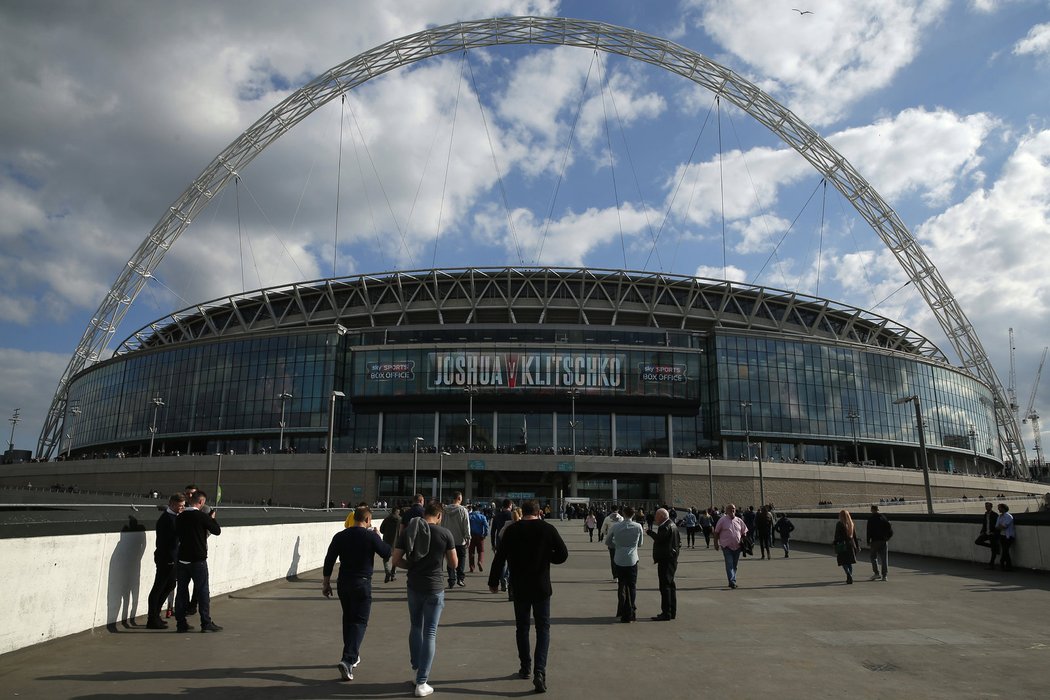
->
xmin=894 ymin=395 xmax=934 ymax=514
xmin=324 ymin=390 xmax=345 ymax=510
xmin=278 ymin=391 xmax=293 ymax=452
xmin=568 ymin=388 xmax=579 ymax=457
xmin=969 ymin=424 xmax=978 ymax=474
xmin=7 ymin=408 xmax=21 ymax=452
xmin=65 ymin=402 xmax=82 ymax=459
xmin=148 ymin=397 xmax=164 ymax=458
xmin=741 ymin=401 xmax=752 ymax=460
xmin=464 ymin=385 xmax=477 ymax=453
xmin=706 ymin=453 xmax=714 ymax=508
xmin=439 ymin=451 xmax=451 ymax=501
xmin=847 ymin=409 xmax=860 ymax=464
xmin=741 ymin=401 xmax=765 ymax=507
xmin=412 ymin=436 xmax=424 ymax=495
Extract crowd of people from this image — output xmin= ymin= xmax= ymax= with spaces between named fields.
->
xmin=141 ymin=490 xmax=1028 ymax=697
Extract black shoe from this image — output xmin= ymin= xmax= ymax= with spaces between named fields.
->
xmin=533 ymin=671 xmax=546 ymax=693
xmin=651 ymin=614 xmax=672 ymax=621
xmin=448 ymin=580 xmax=455 ymax=589
xmin=729 ymin=582 xmax=737 ymax=589
xmin=500 ymin=580 xmax=507 ymax=592
xmin=518 ymin=666 xmax=531 ymax=679
xmin=456 ymin=579 xmax=466 ymax=587
xmin=385 ymin=572 xmax=392 ymax=583
xmin=200 ymin=622 xmax=223 ymax=632
xmin=146 ymin=619 xmax=168 ymax=629
xmin=176 ymin=626 xmax=191 ymax=633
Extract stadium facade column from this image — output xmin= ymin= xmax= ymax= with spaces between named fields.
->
xmin=569 ymin=472 xmax=577 ymax=497
xmin=464 ymin=468 xmax=473 ymax=502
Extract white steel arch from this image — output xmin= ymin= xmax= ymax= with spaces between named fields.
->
xmin=38 ymin=16 xmax=1027 ymax=473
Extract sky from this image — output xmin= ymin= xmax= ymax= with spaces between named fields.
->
xmin=2 ymin=0 xmax=1050 ymax=461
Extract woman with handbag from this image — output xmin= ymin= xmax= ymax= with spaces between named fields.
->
xmin=833 ymin=509 xmax=860 ymax=584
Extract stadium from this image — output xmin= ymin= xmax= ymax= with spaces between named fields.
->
xmin=40 ymin=265 xmax=1027 ymax=508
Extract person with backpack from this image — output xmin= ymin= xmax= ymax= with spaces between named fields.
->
xmin=866 ymin=504 xmax=893 ymax=581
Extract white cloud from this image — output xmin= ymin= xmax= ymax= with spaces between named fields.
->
xmin=1014 ymin=22 xmax=1050 ymax=57
xmin=0 ymin=348 xmax=70 ymax=452
xmin=695 ymin=263 xmax=747 ymax=283
xmin=683 ymin=0 xmax=951 ymax=125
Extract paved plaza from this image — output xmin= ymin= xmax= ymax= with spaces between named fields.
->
xmin=1 ymin=520 xmax=1047 ymax=699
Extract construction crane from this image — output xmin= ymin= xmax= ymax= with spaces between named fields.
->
xmin=1008 ymin=328 xmax=1020 ymax=419
xmin=1022 ymin=346 xmax=1048 ymax=471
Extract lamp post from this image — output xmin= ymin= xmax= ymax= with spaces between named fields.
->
xmin=148 ymin=397 xmax=165 ymax=458
xmin=412 ymin=436 xmax=424 ymax=495
xmin=7 ymin=408 xmax=21 ymax=452
xmin=741 ymin=401 xmax=752 ymax=460
xmin=439 ymin=451 xmax=451 ymax=501
xmin=969 ymin=424 xmax=978 ymax=474
xmin=847 ymin=409 xmax=860 ymax=464
xmin=65 ymin=403 xmax=82 ymax=459
xmin=568 ymin=388 xmax=579 ymax=457
xmin=324 ymin=390 xmax=345 ymax=511
xmin=706 ymin=453 xmax=714 ymax=509
xmin=278 ymin=391 xmax=293 ymax=452
xmin=464 ymin=385 xmax=477 ymax=453
xmin=741 ymin=401 xmax=765 ymax=507
xmin=894 ymin=395 xmax=934 ymax=514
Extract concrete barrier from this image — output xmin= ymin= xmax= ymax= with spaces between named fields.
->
xmin=785 ymin=513 xmax=1050 ymax=571
xmin=0 ymin=517 xmax=359 ymax=655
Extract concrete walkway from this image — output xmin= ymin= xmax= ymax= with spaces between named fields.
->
xmin=1 ymin=521 xmax=1047 ymax=699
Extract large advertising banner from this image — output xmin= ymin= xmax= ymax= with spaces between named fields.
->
xmin=430 ymin=351 xmax=626 ymax=390
xmin=352 ymin=346 xmax=700 ymax=400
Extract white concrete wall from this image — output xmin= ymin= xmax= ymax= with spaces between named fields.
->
xmin=0 ymin=518 xmax=356 ymax=656
xmin=788 ymin=517 xmax=1050 ymax=571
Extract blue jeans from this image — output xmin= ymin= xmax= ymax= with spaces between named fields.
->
xmin=407 ymin=588 xmax=445 ymax=685
xmin=175 ymin=560 xmax=211 ymax=626
xmin=721 ymin=547 xmax=742 ymax=585
xmin=338 ymin=577 xmax=372 ymax=664
xmin=513 ymin=595 xmax=551 ymax=673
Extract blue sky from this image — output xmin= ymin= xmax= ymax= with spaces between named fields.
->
xmin=2 ymin=0 xmax=1050 ymax=459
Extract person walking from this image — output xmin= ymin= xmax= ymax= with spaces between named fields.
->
xmin=444 ymin=492 xmax=470 ymax=588
xmin=681 ymin=508 xmax=698 ymax=549
xmin=834 ymin=509 xmax=861 ymax=584
xmin=608 ymin=506 xmax=644 ymax=622
xmin=866 ymin=505 xmax=893 ymax=581
xmin=174 ymin=490 xmax=222 ymax=633
xmin=322 ymin=505 xmax=391 ymax=681
xmin=645 ymin=507 xmax=681 ymax=621
xmin=391 ymin=501 xmax=457 ymax=697
xmin=976 ymin=501 xmax=1001 ymax=570
xmin=467 ymin=505 xmax=489 ymax=573
xmin=774 ymin=512 xmax=795 ymax=558
xmin=713 ymin=504 xmax=748 ymax=589
xmin=584 ymin=511 xmax=597 ymax=542
xmin=756 ymin=506 xmax=774 ymax=560
xmin=995 ymin=503 xmax=1016 ymax=571
xmin=488 ymin=500 xmax=568 ymax=694
xmin=146 ymin=493 xmax=185 ymax=629
xmin=379 ymin=506 xmax=401 ymax=583
xmin=491 ymin=499 xmax=515 ymax=592
xmin=699 ymin=509 xmax=714 ymax=548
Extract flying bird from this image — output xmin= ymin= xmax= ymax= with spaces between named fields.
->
xmin=792 ymin=8 xmax=813 ymax=15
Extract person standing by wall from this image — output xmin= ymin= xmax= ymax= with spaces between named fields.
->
xmin=995 ymin=503 xmax=1016 ymax=572
xmin=146 ymin=493 xmax=185 ymax=629
xmin=488 ymin=499 xmax=568 ymax=693
xmin=976 ymin=501 xmax=1001 ymax=570
xmin=834 ymin=509 xmax=861 ymax=584
xmin=174 ymin=490 xmax=222 ymax=633
xmin=608 ymin=506 xmax=644 ymax=622
xmin=713 ymin=504 xmax=748 ymax=589
xmin=645 ymin=507 xmax=680 ymax=621
xmin=866 ymin=505 xmax=893 ymax=581
xmin=322 ymin=505 xmax=391 ymax=681
xmin=391 ymin=501 xmax=457 ymax=698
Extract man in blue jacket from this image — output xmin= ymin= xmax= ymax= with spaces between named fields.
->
xmin=467 ymin=504 xmax=489 ymax=572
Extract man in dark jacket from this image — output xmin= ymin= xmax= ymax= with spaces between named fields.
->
xmin=488 ymin=500 xmax=568 ymax=694
xmin=146 ymin=493 xmax=184 ymax=628
xmin=323 ymin=504 xmax=391 ymax=681
xmin=866 ymin=504 xmax=893 ymax=581
xmin=977 ymin=501 xmax=1001 ymax=569
xmin=490 ymin=498 xmax=515 ymax=591
xmin=646 ymin=507 xmax=681 ymax=621
xmin=174 ymin=490 xmax=222 ymax=633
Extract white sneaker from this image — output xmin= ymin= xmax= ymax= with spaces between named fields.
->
xmin=869 ymin=573 xmax=880 ymax=581
xmin=352 ymin=655 xmax=362 ymax=669
xmin=415 ymin=683 xmax=434 ymax=697
xmin=881 ymin=575 xmax=888 ymax=581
